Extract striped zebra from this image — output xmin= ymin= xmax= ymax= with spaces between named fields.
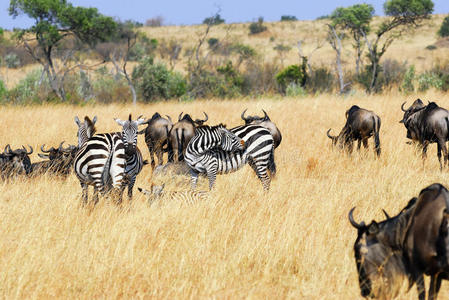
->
xmin=185 ymin=123 xmax=275 ymax=191
xmin=113 ymin=114 xmax=147 ymax=200
xmin=73 ymin=116 xmax=126 ymax=205
xmin=138 ymin=185 xmax=208 ymax=206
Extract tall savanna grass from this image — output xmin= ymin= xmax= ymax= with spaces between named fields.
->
xmin=1 ymin=91 xmax=449 ymax=298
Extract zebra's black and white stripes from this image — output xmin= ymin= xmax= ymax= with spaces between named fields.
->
xmin=185 ymin=124 xmax=275 ymax=190
xmin=73 ymin=116 xmax=126 ymax=204
xmin=114 ymin=114 xmax=147 ymax=199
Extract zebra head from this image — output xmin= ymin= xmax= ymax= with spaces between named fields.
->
xmin=74 ymin=116 xmax=97 ymax=147
xmin=114 ymin=114 xmax=146 ymax=156
xmin=217 ymin=125 xmax=245 ymax=152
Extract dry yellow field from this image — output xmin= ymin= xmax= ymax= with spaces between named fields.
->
xmin=2 ymin=90 xmax=449 ymax=298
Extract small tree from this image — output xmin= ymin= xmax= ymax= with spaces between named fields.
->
xmin=327 ymin=24 xmax=349 ymax=94
xmin=203 ymin=13 xmax=225 ymax=25
xmin=249 ymin=17 xmax=267 ymax=35
xmin=438 ymin=15 xmax=449 ymax=37
xmin=281 ymin=15 xmax=297 ymax=21
xmin=273 ymin=43 xmax=291 ymax=66
xmin=9 ymin=0 xmax=117 ymax=101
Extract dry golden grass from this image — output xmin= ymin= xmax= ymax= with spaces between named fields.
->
xmin=3 ymin=14 xmax=449 ymax=89
xmin=2 ymin=90 xmax=449 ymax=298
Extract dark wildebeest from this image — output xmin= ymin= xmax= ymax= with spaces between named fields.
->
xmin=169 ymin=112 xmax=208 ymax=161
xmin=30 ymin=142 xmax=78 ymax=176
xmin=0 ymin=144 xmax=33 ymax=179
xmin=349 ymin=183 xmax=449 ymax=300
xmin=241 ymin=109 xmax=282 ymax=149
xmin=327 ymin=105 xmax=381 ymax=156
xmin=139 ymin=112 xmax=173 ymax=169
xmin=400 ymin=99 xmax=449 ymax=170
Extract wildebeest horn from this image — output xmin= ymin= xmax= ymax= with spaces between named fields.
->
xmin=326 ymin=129 xmax=335 ymax=139
xmin=241 ymin=109 xmax=248 ymax=121
xmin=200 ymin=112 xmax=208 ymax=122
xmin=58 ymin=141 xmax=65 ymax=150
xmin=24 ymin=145 xmax=33 ymax=154
xmin=348 ymin=207 xmax=365 ymax=229
xmin=178 ymin=112 xmax=183 ymax=121
xmin=382 ymin=209 xmax=390 ymax=219
xmin=262 ymin=109 xmax=270 ymax=120
xmin=401 ymin=102 xmax=407 ymax=112
xmin=166 ymin=115 xmax=173 ymax=125
xmin=5 ymin=144 xmax=12 ymax=155
xmin=41 ymin=144 xmax=51 ymax=153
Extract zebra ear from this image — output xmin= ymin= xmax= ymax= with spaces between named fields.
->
xmin=114 ymin=118 xmax=125 ymax=126
xmin=74 ymin=116 xmax=81 ymax=127
xmin=92 ymin=116 xmax=97 ymax=124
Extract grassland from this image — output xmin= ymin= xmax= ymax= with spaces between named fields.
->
xmin=1 ymin=90 xmax=449 ymax=298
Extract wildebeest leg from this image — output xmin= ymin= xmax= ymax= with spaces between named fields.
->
xmin=156 ymin=146 xmax=164 ymax=167
xmin=428 ymin=273 xmax=443 ymax=300
xmin=440 ymin=139 xmax=448 ymax=168
xmin=190 ymin=169 xmax=199 ymax=190
xmin=357 ymin=139 xmax=362 ymax=150
xmin=416 ymin=274 xmax=426 ymax=300
xmin=437 ymin=142 xmax=443 ymax=170
xmin=148 ymin=144 xmax=156 ymax=169
xmin=362 ymin=138 xmax=368 ymax=149
xmin=81 ymin=183 xmax=88 ymax=205
xmin=422 ymin=141 xmax=430 ymax=165
xmin=347 ymin=141 xmax=354 ymax=155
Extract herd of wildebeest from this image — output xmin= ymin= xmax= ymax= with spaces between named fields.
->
xmin=4 ymin=99 xmax=449 ymax=298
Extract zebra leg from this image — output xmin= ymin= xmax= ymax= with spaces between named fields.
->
xmin=253 ymin=164 xmax=271 ymax=191
xmin=190 ymin=169 xmax=199 ymax=190
xmin=206 ymin=167 xmax=217 ymax=191
xmin=81 ymin=183 xmax=88 ymax=205
xmin=127 ymin=175 xmax=137 ymax=201
xmin=92 ymin=186 xmax=100 ymax=205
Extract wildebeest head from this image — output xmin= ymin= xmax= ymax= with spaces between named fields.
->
xmin=349 ymin=200 xmax=416 ymax=298
xmin=399 ymin=99 xmax=425 ymax=124
xmin=74 ymin=115 xmax=97 ymax=147
xmin=38 ymin=141 xmax=70 ymax=160
xmin=178 ymin=112 xmax=208 ymax=126
xmin=2 ymin=144 xmax=33 ymax=174
xmin=241 ymin=109 xmax=271 ymax=124
xmin=114 ymin=114 xmax=146 ymax=155
xmin=241 ymin=109 xmax=282 ymax=148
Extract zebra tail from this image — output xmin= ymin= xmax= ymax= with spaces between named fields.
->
xmin=101 ymin=149 xmax=113 ymax=192
xmin=268 ymin=147 xmax=276 ymax=178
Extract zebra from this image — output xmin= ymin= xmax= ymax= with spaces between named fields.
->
xmin=137 ymin=185 xmax=208 ymax=206
xmin=73 ymin=116 xmax=126 ymax=205
xmin=185 ymin=124 xmax=275 ymax=191
xmin=113 ymin=114 xmax=147 ymax=200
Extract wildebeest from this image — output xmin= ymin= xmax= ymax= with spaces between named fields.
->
xmin=30 ymin=142 xmax=78 ymax=176
xmin=241 ymin=109 xmax=282 ymax=148
xmin=327 ymin=105 xmax=381 ymax=156
xmin=400 ymin=99 xmax=449 ymax=170
xmin=0 ymin=144 xmax=33 ymax=178
xmin=169 ymin=112 xmax=208 ymax=161
xmin=349 ymin=183 xmax=449 ymax=300
xmin=139 ymin=112 xmax=173 ymax=169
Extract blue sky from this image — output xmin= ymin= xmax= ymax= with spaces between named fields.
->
xmin=1 ymin=0 xmax=448 ymax=29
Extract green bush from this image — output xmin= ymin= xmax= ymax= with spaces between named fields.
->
xmin=249 ymin=17 xmax=267 ymax=35
xmin=0 ymin=78 xmax=6 ymax=100
xmin=417 ymin=72 xmax=443 ymax=91
xmin=286 ymin=83 xmax=306 ymax=97
xmin=275 ymin=64 xmax=307 ymax=93
xmin=203 ymin=14 xmax=225 ymax=26
xmin=425 ymin=44 xmax=437 ymax=50
xmin=281 ymin=15 xmax=297 ymax=21
xmin=132 ymin=58 xmax=186 ymax=101
xmin=4 ymin=53 xmax=20 ymax=68
xmin=7 ymin=68 xmax=53 ymax=104
xmin=207 ymin=38 xmax=219 ymax=49
xmin=306 ymin=67 xmax=335 ymax=94
xmin=400 ymin=65 xmax=415 ymax=94
xmin=438 ymin=15 xmax=449 ymax=37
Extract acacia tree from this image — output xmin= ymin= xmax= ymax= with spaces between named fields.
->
xmin=330 ymin=4 xmax=374 ymax=76
xmin=9 ymin=0 xmax=117 ymax=101
xmin=327 ymin=24 xmax=349 ymax=94
xmin=362 ymin=0 xmax=433 ymax=92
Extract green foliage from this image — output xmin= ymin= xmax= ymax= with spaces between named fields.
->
xmin=400 ymin=65 xmax=415 ymax=94
xmin=305 ymin=67 xmax=335 ymax=94
xmin=273 ymin=44 xmax=291 ymax=52
xmin=425 ymin=44 xmax=437 ymax=50
xmin=384 ymin=0 xmax=434 ymax=17
xmin=330 ymin=4 xmax=374 ymax=33
xmin=207 ymin=38 xmax=219 ymax=49
xmin=216 ymin=61 xmax=245 ymax=97
xmin=280 ymin=15 xmax=297 ymax=22
xmin=438 ymin=16 xmax=449 ymax=37
xmin=0 ymin=78 xmax=6 ymax=100
xmin=7 ymin=68 xmax=52 ymax=104
xmin=4 ymin=53 xmax=20 ymax=68
xmin=417 ymin=72 xmax=443 ymax=91
xmin=275 ymin=64 xmax=307 ymax=93
xmin=203 ymin=14 xmax=225 ymax=25
xmin=132 ymin=58 xmax=186 ymax=101
xmin=249 ymin=17 xmax=267 ymax=35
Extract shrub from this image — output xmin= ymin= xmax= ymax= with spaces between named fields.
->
xmin=4 ymin=53 xmax=20 ymax=68
xmin=249 ymin=17 xmax=267 ymax=35
xmin=400 ymin=65 xmax=415 ymax=94
xmin=306 ymin=67 xmax=335 ymax=94
xmin=417 ymin=72 xmax=443 ymax=91
xmin=438 ymin=15 xmax=449 ymax=38
xmin=207 ymin=38 xmax=219 ymax=49
xmin=243 ymin=61 xmax=279 ymax=95
xmin=286 ymin=83 xmax=306 ymax=97
xmin=203 ymin=14 xmax=225 ymax=26
xmin=0 ymin=78 xmax=6 ymax=100
xmin=145 ymin=16 xmax=164 ymax=27
xmin=275 ymin=64 xmax=307 ymax=93
xmin=425 ymin=44 xmax=437 ymax=50
xmin=281 ymin=15 xmax=297 ymax=21
xmin=8 ymin=68 xmax=53 ymax=104
xmin=132 ymin=58 xmax=186 ymax=101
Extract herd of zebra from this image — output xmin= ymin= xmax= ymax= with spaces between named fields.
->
xmin=0 ymin=109 xmax=282 ymax=205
